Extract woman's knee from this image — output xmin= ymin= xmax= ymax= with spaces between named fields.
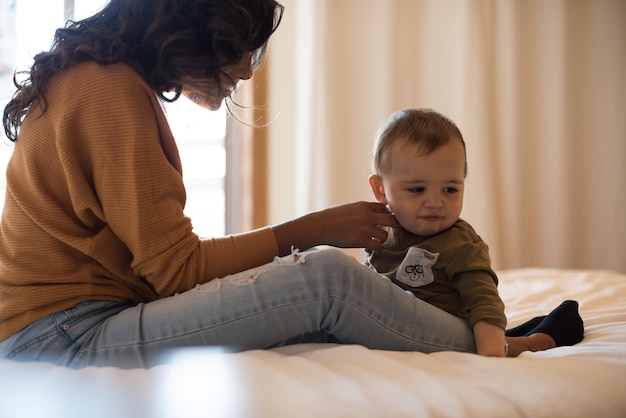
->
xmin=304 ymin=247 xmax=360 ymax=267
xmin=301 ymin=248 xmax=366 ymax=278
xmin=299 ymin=248 xmax=379 ymax=294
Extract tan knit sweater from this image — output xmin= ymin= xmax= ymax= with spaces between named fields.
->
xmin=0 ymin=62 xmax=279 ymax=341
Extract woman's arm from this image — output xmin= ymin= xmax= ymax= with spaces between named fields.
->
xmin=272 ymin=201 xmax=401 ymax=256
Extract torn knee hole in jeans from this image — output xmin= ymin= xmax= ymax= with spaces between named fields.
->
xmin=194 ymin=272 xmax=261 ymax=292
xmin=228 ymin=274 xmax=259 ymax=286
xmin=273 ymin=247 xmax=309 ymax=265
xmin=193 ymin=279 xmax=223 ymax=293
xmin=193 ymin=247 xmax=310 ymax=292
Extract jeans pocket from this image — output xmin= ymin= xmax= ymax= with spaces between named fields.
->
xmin=1 ymin=300 xmax=132 ymax=365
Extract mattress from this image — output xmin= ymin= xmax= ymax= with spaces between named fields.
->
xmin=1 ymin=268 xmax=625 ymax=418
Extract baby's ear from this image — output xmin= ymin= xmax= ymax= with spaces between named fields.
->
xmin=368 ymin=174 xmax=388 ymax=204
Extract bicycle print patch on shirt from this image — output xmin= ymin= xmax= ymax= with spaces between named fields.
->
xmin=395 ymin=247 xmax=439 ymax=287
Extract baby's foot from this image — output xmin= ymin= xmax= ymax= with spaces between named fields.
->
xmin=527 ymin=300 xmax=584 ymax=346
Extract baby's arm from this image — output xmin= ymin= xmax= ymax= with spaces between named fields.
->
xmin=473 ymin=320 xmax=506 ymax=357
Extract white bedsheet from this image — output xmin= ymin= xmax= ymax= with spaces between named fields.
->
xmin=1 ymin=268 xmax=625 ymax=418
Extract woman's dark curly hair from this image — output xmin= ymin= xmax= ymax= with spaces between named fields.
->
xmin=2 ymin=0 xmax=284 ymax=141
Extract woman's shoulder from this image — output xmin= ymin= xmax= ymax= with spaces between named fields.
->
xmin=70 ymin=60 xmax=143 ymax=78
xmin=50 ymin=61 xmax=158 ymax=115
xmin=64 ymin=61 xmax=151 ymax=95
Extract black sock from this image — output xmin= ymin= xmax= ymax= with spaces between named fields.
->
xmin=505 ymin=315 xmax=546 ymax=337
xmin=525 ymin=300 xmax=584 ymax=346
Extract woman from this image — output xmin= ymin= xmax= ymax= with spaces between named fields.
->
xmin=0 ymin=0 xmax=487 ymax=369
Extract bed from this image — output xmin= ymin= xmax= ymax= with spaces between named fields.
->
xmin=1 ymin=267 xmax=625 ymax=418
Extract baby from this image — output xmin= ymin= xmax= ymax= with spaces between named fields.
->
xmin=365 ymin=108 xmax=583 ymax=356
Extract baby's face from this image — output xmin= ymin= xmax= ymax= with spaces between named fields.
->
xmin=378 ymin=139 xmax=466 ymax=236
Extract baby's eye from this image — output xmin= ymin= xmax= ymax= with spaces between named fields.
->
xmin=443 ymin=187 xmax=459 ymax=194
xmin=408 ymin=187 xmax=426 ymax=193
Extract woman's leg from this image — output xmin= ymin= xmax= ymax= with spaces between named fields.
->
xmin=3 ymin=249 xmax=476 ymax=368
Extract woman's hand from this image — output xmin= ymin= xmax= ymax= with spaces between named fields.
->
xmin=272 ymin=201 xmax=401 ymax=256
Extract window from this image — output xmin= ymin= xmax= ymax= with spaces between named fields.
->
xmin=0 ymin=0 xmax=227 ymax=237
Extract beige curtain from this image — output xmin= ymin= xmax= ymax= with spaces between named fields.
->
xmin=252 ymin=0 xmax=625 ymax=272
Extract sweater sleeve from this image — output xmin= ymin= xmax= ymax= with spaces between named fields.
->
xmin=439 ymin=222 xmax=507 ymax=330
xmin=58 ymin=63 xmax=278 ymax=298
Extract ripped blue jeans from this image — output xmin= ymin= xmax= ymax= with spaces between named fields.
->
xmin=0 ymin=248 xmax=475 ymax=368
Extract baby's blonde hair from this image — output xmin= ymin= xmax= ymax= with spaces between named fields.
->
xmin=372 ymin=108 xmax=467 ymax=177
